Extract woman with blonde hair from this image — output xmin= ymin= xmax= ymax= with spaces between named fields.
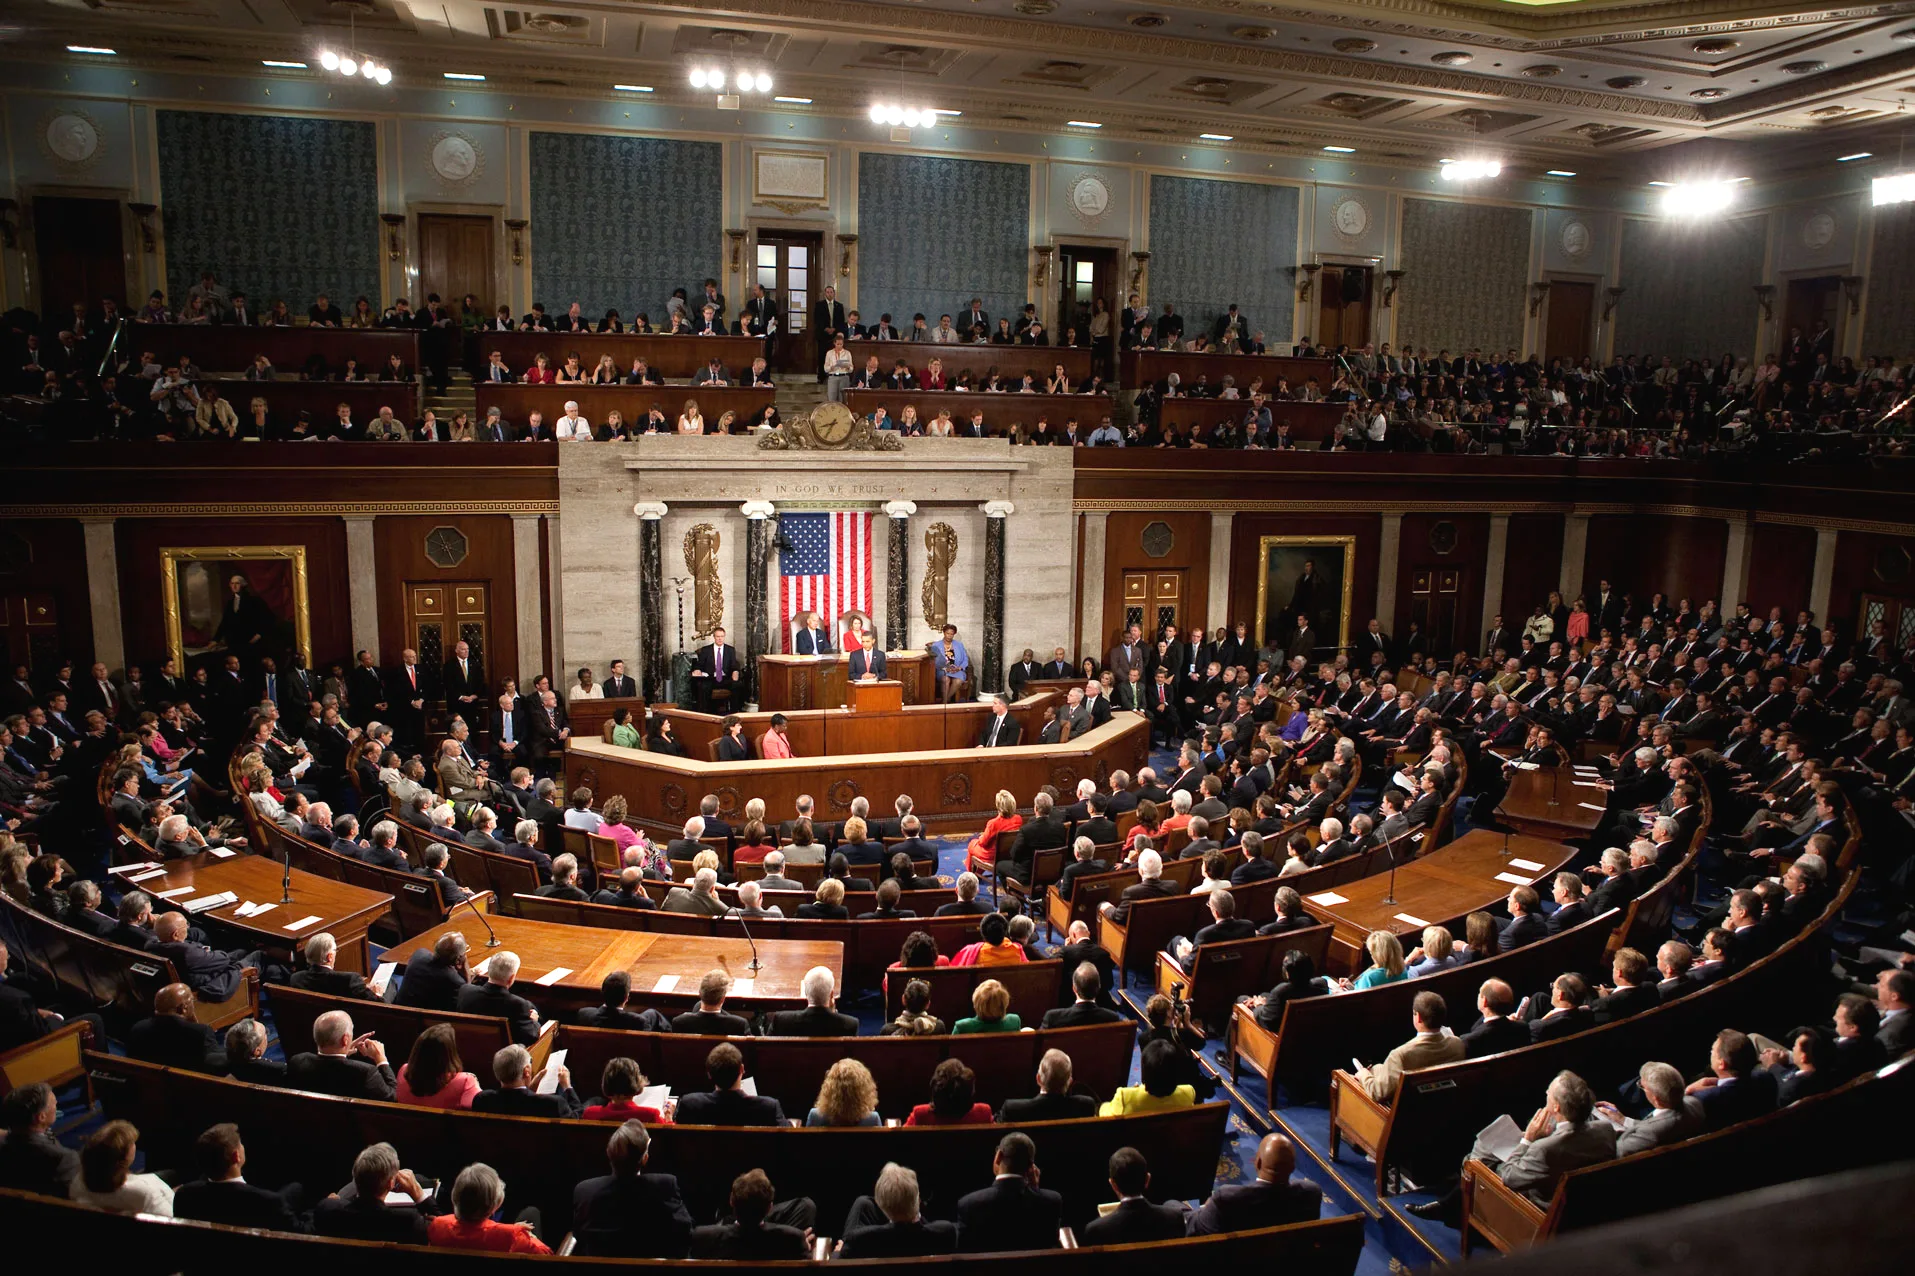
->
xmin=964 ymin=789 xmax=1022 ymax=876
xmin=71 ymin=1120 xmax=173 ymax=1216
xmin=951 ymin=978 xmax=1022 ymax=1034
xmin=677 ymin=398 xmax=704 ymax=434
xmin=806 ymin=1058 xmax=881 ymax=1126
xmin=1406 ymin=925 xmax=1464 ymax=977
xmin=1342 ymin=929 xmax=1409 ymax=990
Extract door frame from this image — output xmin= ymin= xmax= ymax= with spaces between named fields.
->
xmin=746 ymin=216 xmax=842 ymax=315
xmin=405 ymin=203 xmax=507 ymax=320
xmin=1777 ymin=268 xmax=1848 ymax=358
xmin=1541 ymin=271 xmax=1602 ymax=366
xmin=1311 ymin=252 xmax=1384 ymax=348
xmin=20 ymin=183 xmax=142 ymax=315
xmin=1047 ymin=234 xmax=1130 ymax=333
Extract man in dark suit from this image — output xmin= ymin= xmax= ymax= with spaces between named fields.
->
xmin=1006 ymin=649 xmax=1041 ymax=699
xmin=690 ymin=1170 xmax=811 ymax=1260
xmin=385 ymin=648 xmax=428 ymax=754
xmin=172 ymin=1124 xmax=308 ymax=1232
xmin=765 ymin=966 xmax=859 ymax=1036
xmin=288 ymin=932 xmax=379 ymax=1001
xmin=848 ymin=631 xmax=887 ymax=683
xmin=812 ymin=287 xmax=847 ymax=382
xmin=839 ymin=1163 xmax=957 ymax=1258
xmin=956 ymin=1133 xmax=1062 ymax=1252
xmin=1590 ymin=948 xmax=1662 ymax=1024
xmin=394 ymin=932 xmax=473 ymax=1011
xmin=125 ymin=983 xmax=227 ymax=1073
xmin=471 ymin=1043 xmax=581 ymax=1116
xmin=977 ymin=695 xmax=1022 ymax=747
xmin=1040 ymin=963 xmax=1124 ymax=1027
xmin=1546 ymin=872 xmax=1592 ymax=934
xmin=441 ymin=640 xmax=485 ymax=725
xmin=1460 ymin=980 xmax=1532 ymax=1058
xmin=576 ymin=971 xmax=674 ymax=1033
xmin=1056 ymin=920 xmax=1118 ymax=1006
xmin=1691 ymin=1029 xmax=1779 ymax=1131
xmin=1494 ymin=886 xmax=1549 ymax=952
xmin=674 ymin=1043 xmax=789 ymax=1126
xmin=691 ymin=627 xmax=744 ymax=711
xmin=0 ymin=1082 xmax=79 ymax=1196
xmin=1004 ymin=791 xmax=1067 ymax=887
xmin=310 ymin=1144 xmax=431 ymax=1244
xmin=793 ymin=615 xmax=834 ymax=656
xmin=996 ymin=1049 xmax=1099 ymax=1123
xmin=1527 ymin=974 xmax=1594 ymax=1043
xmin=1082 ymin=1148 xmax=1189 ymax=1245
xmin=285 ymin=1009 xmax=398 ymax=1099
xmin=1041 ymin=648 xmax=1074 ymax=680
xmin=455 ymin=950 xmax=543 ymax=1044
xmin=151 ymin=912 xmax=258 ymax=1003
xmin=1056 ymin=837 xmax=1110 ymax=901
xmin=346 ymin=650 xmax=389 ymax=723
xmin=1188 ymin=1133 xmax=1322 ymax=1235
xmin=1101 ymin=850 xmax=1177 ymax=924
xmin=572 ymin=1120 xmax=694 ymax=1258
xmin=671 ymin=971 xmax=753 ymax=1035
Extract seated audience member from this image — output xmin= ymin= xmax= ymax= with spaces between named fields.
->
xmin=1591 ymin=946 xmax=1662 ymax=1024
xmin=310 ymin=1142 xmax=431 ymax=1244
xmin=455 ymin=949 xmax=542 ymax=1043
xmin=1459 ymin=979 xmax=1531 ymax=1058
xmin=1101 ymin=848 xmax=1177 ymax=922
xmin=807 ymin=1058 xmax=882 ymax=1126
xmin=1258 ymin=885 xmax=1315 ymax=936
xmin=592 ymin=865 xmax=658 ymax=911
xmin=955 ymin=1133 xmax=1062 ymax=1253
xmin=1250 ymin=947 xmax=1331 ymax=1032
xmin=953 ymin=978 xmax=1023 ymax=1034
xmin=1406 ymin=925 xmax=1465 ymax=977
xmin=1041 ymin=962 xmax=1124 ymax=1027
xmin=838 ymin=1162 xmax=957 ymax=1259
xmin=570 ymin=1120 xmax=694 ymax=1258
xmin=429 ymin=1162 xmax=550 ymax=1254
xmin=1529 ymin=973 xmax=1594 ymax=1042
xmin=1083 ymin=1147 xmax=1190 ymax=1244
xmin=396 ymin=931 xmax=472 ymax=1012
xmin=1190 ymin=1133 xmax=1324 ymax=1235
xmin=1166 ymin=885 xmax=1256 ymax=968
xmin=998 ymin=1047 xmax=1099 ymax=1123
xmin=0 ymin=1082 xmax=79 ymax=1196
xmin=766 ymin=965 xmax=860 ymax=1037
xmin=935 ymin=872 xmax=990 ymax=917
xmin=583 ymin=1056 xmax=671 ymax=1123
xmin=1343 ymin=928 xmax=1410 ymax=990
xmin=906 ymin=1057 xmax=995 ymax=1126
xmin=172 ymin=1123 xmax=308 ymax=1232
xmin=223 ymin=1018 xmax=285 ymax=1086
xmin=395 ymin=1022 xmax=480 ymax=1109
xmin=674 ymin=1043 xmax=788 ymax=1126
xmin=882 ymin=979 xmax=948 ymax=1037
xmin=127 ymin=982 xmax=228 ymax=1074
xmin=1057 ymin=835 xmax=1110 ymax=900
xmin=663 ymin=867 xmax=728 ymax=916
xmin=1495 ymin=885 xmax=1549 ymax=951
xmin=70 ymin=1120 xmax=174 ymax=1217
xmin=953 ymin=910 xmax=1027 ymax=966
xmin=1101 ymin=1039 xmax=1198 ymax=1115
xmin=1410 ymin=1070 xmax=1618 ymax=1224
xmin=689 ymin=1169 xmax=811 ymax=1260
xmin=288 ymin=930 xmax=378 ymax=1000
xmin=472 ymin=1043 xmax=580 ymax=1117
xmin=1356 ymin=990 xmax=1466 ymax=1102
xmin=534 ymin=852 xmax=590 ymax=901
xmin=671 ymin=970 xmax=752 ymax=1035
xmin=577 ymin=969 xmax=673 ymax=1032
xmin=287 ymin=1009 xmax=398 ymax=1100
xmin=1594 ymin=1061 xmax=1704 ymax=1155
xmin=1686 ymin=1028 xmax=1780 ymax=1130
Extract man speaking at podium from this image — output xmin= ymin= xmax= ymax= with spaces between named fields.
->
xmin=849 ymin=631 xmax=887 ymax=683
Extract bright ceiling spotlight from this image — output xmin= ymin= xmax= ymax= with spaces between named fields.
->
xmin=319 ymin=50 xmax=340 ymax=70
xmin=1659 ymin=179 xmax=1737 ymax=216
xmin=689 ymin=68 xmax=709 ymax=89
xmin=869 ymin=104 xmax=887 ymax=123
xmin=374 ymin=66 xmax=392 ymax=85
xmin=1873 ymin=172 xmax=1915 ymax=206
xmin=754 ymin=71 xmax=773 ymax=92
xmin=1440 ymin=159 xmax=1502 ymax=181
xmin=339 ymin=57 xmax=358 ymax=76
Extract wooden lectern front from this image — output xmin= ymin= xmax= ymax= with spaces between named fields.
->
xmin=847 ymin=679 xmax=904 ymax=713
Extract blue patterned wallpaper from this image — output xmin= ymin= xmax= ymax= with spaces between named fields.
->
xmin=1863 ymin=200 xmax=1915 ymax=358
xmin=1148 ymin=176 xmax=1297 ymax=345
xmin=1615 ymin=214 xmax=1767 ymax=361
xmin=156 ymin=111 xmax=380 ymax=309
xmin=1397 ymin=199 xmax=1530 ymax=356
xmin=529 ymin=132 xmax=722 ymax=320
xmin=856 ymin=152 xmax=1030 ymax=328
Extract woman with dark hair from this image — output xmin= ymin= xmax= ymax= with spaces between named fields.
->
xmin=732 ymin=819 xmax=774 ymax=865
xmin=609 ymin=707 xmax=641 ymax=749
xmin=1100 ymin=1039 xmax=1197 ymax=1115
xmin=716 ymin=714 xmax=752 ymax=762
xmin=1249 ymin=948 xmax=1331 ymax=1031
xmin=582 ymin=1056 xmax=670 ymax=1123
xmin=71 ymin=1120 xmax=173 ymax=1216
xmin=396 ymin=1023 xmax=480 ymax=1109
xmin=894 ymin=930 xmax=948 ymax=971
xmin=903 ymin=1058 xmax=992 ymax=1125
xmin=880 ymin=979 xmax=947 ymax=1037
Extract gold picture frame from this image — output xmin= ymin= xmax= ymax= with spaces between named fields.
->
xmin=160 ymin=545 xmax=312 ymax=672
xmin=1255 ymin=535 xmax=1355 ymax=654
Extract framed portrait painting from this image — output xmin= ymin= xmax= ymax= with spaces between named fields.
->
xmin=161 ymin=545 xmax=311 ymax=673
xmin=1256 ymin=536 xmax=1354 ymax=659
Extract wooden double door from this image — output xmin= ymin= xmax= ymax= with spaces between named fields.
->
xmin=404 ymin=581 xmax=491 ymax=736
xmin=418 ymin=214 xmax=496 ymax=322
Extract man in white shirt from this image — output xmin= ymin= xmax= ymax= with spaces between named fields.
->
xmin=556 ymin=402 xmax=593 ymax=441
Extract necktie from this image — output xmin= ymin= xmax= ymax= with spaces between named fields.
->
xmin=989 ymin=719 xmax=1000 ymax=746
xmin=267 ymin=674 xmax=275 ymax=702
xmin=408 ymin=667 xmax=416 ymax=689
xmin=715 ymin=647 xmax=723 ymax=678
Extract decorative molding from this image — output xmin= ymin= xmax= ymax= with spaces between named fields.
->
xmin=425 ymin=129 xmax=486 ymax=190
xmin=1 ymin=501 xmax=559 ymax=518
xmin=40 ymin=109 xmax=105 ymax=172
xmin=752 ymin=148 xmax=830 ymax=212
xmin=980 ymin=500 xmax=1017 ymax=518
xmin=1063 ymin=169 xmax=1115 ymax=229
xmin=633 ymin=501 xmax=670 ymax=520
xmin=882 ymin=500 xmax=919 ymax=518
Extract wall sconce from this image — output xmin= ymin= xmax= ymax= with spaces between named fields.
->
xmin=504 ymin=218 xmax=528 ymax=266
xmin=837 ymin=233 xmax=857 ymax=277
xmin=1129 ymin=250 xmax=1150 ymax=294
xmin=127 ymin=202 xmax=158 ymax=254
xmin=1753 ymin=284 xmax=1776 ymax=322
xmin=726 ymin=228 xmax=747 ymax=276
xmin=1295 ymin=262 xmax=1321 ymax=304
xmin=0 ymin=199 xmax=18 ymax=250
xmin=1381 ymin=269 xmax=1405 ymax=308
xmin=1527 ymin=280 xmax=1552 ymax=318
xmin=1032 ymin=244 xmax=1053 ymax=290
xmin=1602 ymin=286 xmax=1625 ymax=322
xmin=380 ymin=213 xmax=407 ymax=262
xmin=1840 ymin=275 xmax=1865 ymax=315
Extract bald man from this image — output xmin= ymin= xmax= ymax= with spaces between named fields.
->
xmin=1185 ymin=1134 xmax=1322 ymax=1235
xmin=126 ymin=982 xmax=227 ymax=1074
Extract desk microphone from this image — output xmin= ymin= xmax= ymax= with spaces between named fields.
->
xmin=457 ymin=891 xmax=503 ymax=948
xmin=1379 ymin=828 xmax=1408 ymax=906
xmin=733 ymin=909 xmax=764 ymax=974
xmin=280 ymin=843 xmax=294 ymax=904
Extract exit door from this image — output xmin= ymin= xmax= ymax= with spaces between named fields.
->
xmin=1057 ymin=244 xmax=1118 ymax=376
xmin=1315 ymin=264 xmax=1372 ymax=352
xmin=1407 ymin=567 xmax=1464 ymax=655
xmin=1120 ymin=570 xmax=1186 ymax=645
xmin=756 ymin=232 xmax=822 ymax=371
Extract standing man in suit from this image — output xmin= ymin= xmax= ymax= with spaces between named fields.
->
xmin=955 ymin=1134 xmax=1062 ymax=1253
xmin=386 ymin=648 xmax=427 ymax=756
xmin=794 ymin=614 xmax=834 ymax=656
xmin=813 ymin=286 xmax=846 ymax=383
xmin=978 ymin=695 xmax=1022 ymax=747
xmin=1187 ymin=1133 xmax=1322 ymax=1235
xmin=442 ymin=640 xmax=484 ymax=726
xmin=848 ymin=631 xmax=887 ymax=682
xmin=1106 ymin=624 xmax=1146 ymax=686
xmin=603 ymin=659 xmax=638 ymax=700
xmin=690 ymin=627 xmax=743 ymax=712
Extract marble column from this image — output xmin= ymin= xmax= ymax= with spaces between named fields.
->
xmin=509 ymin=515 xmax=544 ymax=685
xmin=79 ymin=518 xmax=125 ymax=672
xmin=981 ymin=501 xmax=1015 ymax=697
xmin=1375 ymin=512 xmax=1403 ymax=630
xmin=1809 ymin=527 xmax=1839 ymax=627
xmin=741 ymin=501 xmax=776 ymax=705
xmin=1078 ymin=511 xmax=1108 ymax=659
xmin=634 ymin=503 xmax=668 ymax=699
xmin=1481 ymin=513 xmax=1510 ymax=648
xmin=883 ymin=500 xmax=916 ymax=650
xmin=342 ymin=516 xmax=381 ymax=660
xmin=1560 ymin=513 xmax=1590 ymax=601
xmin=545 ymin=515 xmax=565 ymax=683
xmin=1721 ymin=516 xmax=1753 ymax=612
xmin=1207 ymin=512 xmax=1234 ymax=630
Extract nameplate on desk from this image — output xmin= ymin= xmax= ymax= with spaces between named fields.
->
xmin=108 ymin=862 xmax=161 ymax=876
xmin=1392 ymin=912 xmax=1429 ymax=928
xmin=730 ymin=977 xmax=756 ymax=996
xmin=1507 ymin=858 xmax=1545 ymax=872
xmin=1307 ymin=891 xmax=1349 ymax=906
xmin=1493 ymin=871 xmax=1533 ymax=886
xmin=534 ymin=966 xmax=573 ymax=986
xmin=283 ymin=913 xmax=324 ymax=932
xmin=652 ymin=975 xmax=680 ymax=993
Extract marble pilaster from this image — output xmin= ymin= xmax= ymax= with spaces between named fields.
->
xmin=1560 ymin=513 xmax=1590 ymax=602
xmin=1481 ymin=513 xmax=1510 ymax=647
xmin=1809 ymin=527 xmax=1839 ymax=627
xmin=1078 ymin=511 xmax=1108 ymax=658
xmin=1721 ymin=515 xmax=1752 ymax=613
xmin=981 ymin=501 xmax=1014 ymax=696
xmin=883 ymin=500 xmax=916 ymax=651
xmin=1207 ymin=512 xmax=1234 ymax=630
xmin=635 ymin=502 xmax=668 ymax=699
xmin=546 ymin=514 xmax=565 ymax=684
xmin=343 ymin=516 xmax=381 ymax=660
xmin=741 ymin=501 xmax=776 ymax=705
xmin=80 ymin=518 xmax=124 ymax=672
xmin=510 ymin=515 xmax=544 ymax=684
xmin=1375 ymin=512 xmax=1403 ymax=630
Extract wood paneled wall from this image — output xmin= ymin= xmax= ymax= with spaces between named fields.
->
xmin=1500 ymin=513 xmax=1566 ymax=628
xmin=1746 ymin=522 xmax=1818 ymax=621
xmin=371 ymin=514 xmax=525 ymax=687
xmin=1582 ymin=513 xmax=1728 ymax=611
xmin=1227 ymin=514 xmax=1381 ymax=648
xmin=1392 ymin=513 xmax=1489 ymax=656
xmin=1829 ymin=529 xmax=1915 ymax=636
xmin=0 ymin=519 xmax=94 ymax=670
xmin=1099 ymin=512 xmax=1211 ymax=653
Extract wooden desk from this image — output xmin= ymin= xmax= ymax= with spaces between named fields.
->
xmin=384 ymin=910 xmax=840 ymax=1015
xmin=475 ymin=383 xmax=774 ymax=432
xmin=1155 ymin=397 xmax=1346 ymax=444
xmin=846 ymin=339 xmax=1093 ymax=384
xmin=144 ymin=852 xmax=393 ymax=974
xmin=1494 ymin=766 xmax=1609 ymax=841
xmin=848 ymin=680 xmax=903 ymax=713
xmin=842 ymin=390 xmax=1114 ymax=435
xmin=757 ymin=652 xmax=933 ymax=709
xmin=206 ymin=377 xmax=423 ymax=423
xmin=1120 ymin=349 xmax=1335 ymax=391
xmin=648 ymin=688 xmax=1060 ymax=759
xmin=566 ymin=696 xmax=648 ymax=743
xmin=1298 ymin=829 xmax=1571 ymax=973
xmin=134 ymin=323 xmax=419 ymax=374
xmin=478 ymin=333 xmax=764 ymax=380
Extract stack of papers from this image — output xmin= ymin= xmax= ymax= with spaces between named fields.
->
xmin=207 ymin=847 xmax=238 ymax=859
xmin=637 ymin=1084 xmax=671 ymax=1111
xmin=1577 ymin=801 xmax=1607 ymax=811
xmin=368 ymin=962 xmax=398 ymax=996
xmin=1392 ymin=912 xmax=1430 ymax=928
xmin=234 ymin=901 xmax=278 ymax=918
xmin=730 ymin=977 xmax=756 ymax=996
xmin=183 ymin=890 xmax=239 ymax=914
xmin=1508 ymin=858 xmax=1546 ymax=872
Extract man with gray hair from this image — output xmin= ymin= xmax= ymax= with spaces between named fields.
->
xmin=663 ymin=867 xmax=727 ymax=916
xmin=1587 ymin=846 xmax=1641 ymax=916
xmin=571 ymin=1120 xmax=696 ymax=1258
xmin=758 ymin=849 xmax=800 ymax=892
xmin=666 ymin=816 xmax=708 ymax=862
xmin=935 ymin=871 xmax=988 ymax=917
xmin=534 ymin=853 xmax=589 ymax=901
xmin=356 ymin=819 xmax=409 ymax=873
xmin=462 ymin=805 xmax=504 ymax=853
xmin=765 ymin=965 xmax=857 ymax=1036
xmin=1409 ymin=1069 xmax=1617 ymax=1223
xmin=454 ymin=949 xmax=541 ymax=1043
xmin=223 ymin=1017 xmax=286 ymax=1086
xmin=472 ymin=1042 xmax=579 ymax=1117
xmin=1595 ymin=1062 xmax=1704 ymax=1156
xmin=395 ymin=930 xmax=470 ymax=1011
xmin=1102 ymin=848 xmax=1175 ymax=923
xmin=286 ymin=1008 xmax=396 ymax=1100
xmin=311 ymin=1142 xmax=432 ymax=1243
xmin=999 ymin=1048 xmax=1098 ymax=1122
xmin=497 ymin=817 xmax=553 ymax=877
xmin=778 ymin=795 xmax=815 ymax=843
xmin=726 ymin=879 xmax=784 ymax=920
xmin=838 ymin=1162 xmax=956 ymax=1258
xmin=288 ymin=931 xmax=378 ymax=1001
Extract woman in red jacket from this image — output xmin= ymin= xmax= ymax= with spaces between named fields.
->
xmin=964 ymin=788 xmax=1023 ymax=877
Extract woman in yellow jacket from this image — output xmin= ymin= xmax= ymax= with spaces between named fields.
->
xmin=1099 ymin=1039 xmax=1197 ymax=1116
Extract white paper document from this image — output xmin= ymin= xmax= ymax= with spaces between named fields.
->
xmin=1392 ymin=912 xmax=1430 ymax=928
xmin=108 ymin=862 xmax=161 ymax=876
xmin=534 ymin=966 xmax=573 ymax=986
xmin=127 ymin=868 xmax=169 ymax=884
xmin=368 ymin=962 xmax=397 ymax=996
xmin=740 ymin=1076 xmax=759 ymax=1097
xmin=536 ymin=1049 xmax=568 ymax=1094
xmin=208 ymin=847 xmax=237 ymax=859
xmin=730 ymin=977 xmax=756 ymax=996
xmin=1493 ymin=871 xmax=1534 ymax=886
xmin=1577 ymin=801 xmax=1607 ymax=811
xmin=1474 ymin=1113 xmax=1525 ymax=1164
xmin=1308 ymin=891 xmax=1350 ymax=906
xmin=637 ymin=1084 xmax=672 ymax=1111
xmin=1508 ymin=858 xmax=1546 ymax=872
xmin=283 ymin=914 xmax=324 ymax=932
xmin=652 ymin=974 xmax=680 ymax=993
xmin=154 ymin=885 xmax=194 ymax=899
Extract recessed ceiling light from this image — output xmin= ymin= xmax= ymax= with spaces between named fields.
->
xmin=444 ymin=72 xmax=485 ymax=81
xmin=933 ymin=108 xmax=962 ymax=116
xmin=614 ymin=84 xmax=654 ymax=93
xmin=1648 ymin=180 xmax=1672 ymax=187
xmin=1323 ymin=145 xmax=1356 ymax=153
xmin=1200 ymin=133 xmax=1233 ymax=141
xmin=1067 ymin=120 xmax=1102 ymax=128
xmin=66 ymin=45 xmax=116 ymax=55
xmin=1837 ymin=152 xmax=1872 ymax=162
xmin=773 ymin=95 xmax=811 ymax=104
xmin=262 ymin=60 xmax=308 ymax=69
xmin=1546 ymin=169 xmax=1577 ymax=177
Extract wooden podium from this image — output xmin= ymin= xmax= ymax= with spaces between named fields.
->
xmin=847 ymin=679 xmax=904 ymax=713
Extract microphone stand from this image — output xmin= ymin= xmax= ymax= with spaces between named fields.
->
xmin=280 ymin=844 xmax=294 ymax=904
xmin=734 ymin=910 xmax=764 ymax=974
xmin=458 ymin=892 xmax=502 ymax=948
xmin=1379 ymin=832 xmax=1401 ymax=906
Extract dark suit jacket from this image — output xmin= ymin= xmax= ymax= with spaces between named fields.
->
xmin=977 ymin=714 xmax=1022 ymax=748
xmin=1461 ymin=1016 xmax=1532 ymax=1059
xmin=997 ymin=1091 xmax=1098 ymax=1123
xmin=690 ymin=1222 xmax=808 ymax=1260
xmin=471 ymin=1084 xmax=581 ymax=1117
xmin=849 ymin=648 xmax=888 ymax=681
xmin=1495 ymin=912 xmax=1549 ymax=952
xmin=1040 ymin=1001 xmax=1124 ymax=1029
xmin=1083 ymin=1198 xmax=1189 ymax=1246
xmin=1696 ymin=1070 xmax=1778 ymax=1130
xmin=0 ymin=1130 xmax=79 ymax=1195
xmin=572 ymin=1172 xmax=694 ymax=1258
xmin=766 ymin=1006 xmax=859 ymax=1037
xmin=1528 ymin=1007 xmax=1593 ymax=1043
xmin=312 ymin=1195 xmax=429 ymax=1244
xmin=956 ymin=1176 xmax=1063 ymax=1252
xmin=1591 ymin=982 xmax=1661 ymax=1025
xmin=287 ymin=1051 xmax=397 ymax=1099
xmin=1108 ymin=877 xmax=1177 ymax=924
xmin=455 ymin=980 xmax=541 ymax=1045
xmin=126 ymin=1013 xmax=227 ymax=1073
xmin=288 ymin=965 xmax=378 ymax=1001
xmin=174 ymin=1178 xmax=308 ymax=1232
xmin=793 ymin=627 xmax=834 ymax=656
xmin=153 ymin=939 xmax=249 ymax=1002
xmin=395 ymin=950 xmax=469 ymax=1011
xmin=840 ymin=1219 xmax=958 ymax=1259
xmin=672 ymin=1087 xmax=788 ymax=1127
xmin=1546 ymin=900 xmax=1592 ymax=934
xmin=1056 ymin=858 xmax=1110 ymax=900
xmin=1186 ymin=1177 xmax=1323 ymax=1235
xmin=577 ymin=1004 xmax=674 ymax=1033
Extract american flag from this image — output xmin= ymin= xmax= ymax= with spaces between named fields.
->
xmin=779 ymin=511 xmax=873 ymax=651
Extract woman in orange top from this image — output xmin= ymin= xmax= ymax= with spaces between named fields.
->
xmin=965 ymin=789 xmax=1023 ymax=875
xmin=428 ymin=1163 xmax=550 ymax=1254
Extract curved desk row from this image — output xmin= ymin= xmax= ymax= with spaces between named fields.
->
xmin=566 ymin=710 xmax=1149 ymax=837
xmin=648 ymin=687 xmax=1070 ymax=759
